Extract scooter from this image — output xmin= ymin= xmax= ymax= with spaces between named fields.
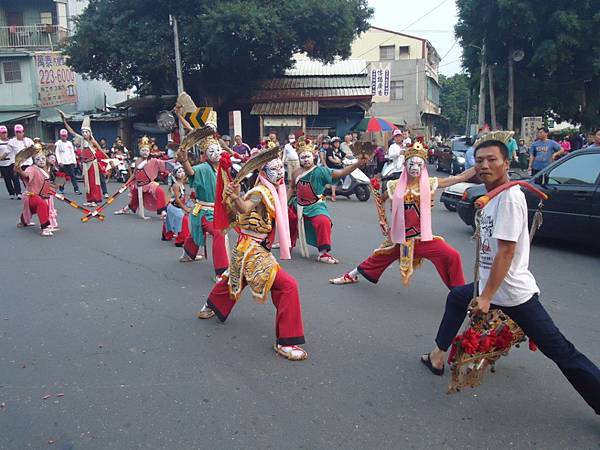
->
xmin=381 ymin=154 xmax=404 ymax=193
xmin=324 ymin=156 xmax=371 ymax=202
xmin=230 ymin=156 xmax=256 ymax=193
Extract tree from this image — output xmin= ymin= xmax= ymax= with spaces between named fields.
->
xmin=65 ymin=0 xmax=373 ymax=104
xmin=455 ymin=0 xmax=600 ymax=129
xmin=439 ymin=73 xmax=477 ymax=135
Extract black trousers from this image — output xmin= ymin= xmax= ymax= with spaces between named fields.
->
xmin=0 ymin=164 xmax=21 ymax=195
xmin=435 ymin=283 xmax=600 ymax=414
xmin=99 ymin=172 xmax=108 ymax=195
xmin=59 ymin=164 xmax=80 ymax=193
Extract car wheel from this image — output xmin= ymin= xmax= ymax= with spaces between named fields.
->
xmin=443 ymin=201 xmax=456 ymax=212
xmin=355 ymin=184 xmax=370 ymax=202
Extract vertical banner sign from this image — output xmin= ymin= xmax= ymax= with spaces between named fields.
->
xmin=370 ymin=63 xmax=391 ymax=103
xmin=228 ymin=110 xmax=242 ymax=139
xmin=35 ymin=51 xmax=78 ymax=107
xmin=521 ymin=116 xmax=543 ymax=147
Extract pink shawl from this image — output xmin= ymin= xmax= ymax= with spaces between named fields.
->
xmin=390 ymin=166 xmax=433 ymax=244
xmin=258 ymin=174 xmax=291 ymax=260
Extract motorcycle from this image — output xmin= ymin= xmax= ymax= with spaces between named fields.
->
xmin=323 ymin=156 xmax=371 ymax=202
xmin=381 ymin=154 xmax=404 ymax=193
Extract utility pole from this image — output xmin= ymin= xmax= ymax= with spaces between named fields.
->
xmin=488 ymin=65 xmax=497 ymax=130
xmin=477 ymin=41 xmax=487 ymax=131
xmin=507 ymin=51 xmax=515 ymax=131
xmin=465 ymin=88 xmax=471 ymax=137
xmin=170 ymin=14 xmax=186 ymax=139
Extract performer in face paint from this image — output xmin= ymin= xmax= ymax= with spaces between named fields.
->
xmin=330 ymin=142 xmax=473 ymax=289
xmin=113 ymin=136 xmax=169 ymax=218
xmin=162 ymin=164 xmax=191 ymax=247
xmin=197 ymin=154 xmax=307 ymax=361
xmin=288 ymin=137 xmax=369 ymax=264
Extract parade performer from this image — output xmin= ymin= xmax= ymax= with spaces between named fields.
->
xmin=175 ymin=120 xmax=229 ymax=278
xmin=288 ymin=137 xmax=369 ymax=264
xmin=14 ymin=144 xmax=56 ymax=237
xmin=59 ymin=111 xmax=104 ymax=207
xmin=161 ymin=164 xmax=190 ymax=247
xmin=330 ymin=142 xmax=473 ymax=288
xmin=197 ymin=149 xmax=307 ymax=361
xmin=420 ymin=132 xmax=600 ymax=415
xmin=114 ymin=136 xmax=169 ymax=219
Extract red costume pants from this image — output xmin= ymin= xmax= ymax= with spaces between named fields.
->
xmin=357 ymin=239 xmax=465 ymax=289
xmin=288 ymin=207 xmax=333 ymax=253
xmin=128 ymin=187 xmax=167 ymax=214
xmin=183 ymin=216 xmax=228 ymax=275
xmin=207 ymin=269 xmax=305 ymax=346
xmin=85 ymin=165 xmax=102 ymax=203
xmin=161 ymin=215 xmax=190 ymax=247
xmin=21 ymin=195 xmax=50 ymax=229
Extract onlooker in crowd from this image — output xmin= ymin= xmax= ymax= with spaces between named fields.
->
xmin=54 ymin=128 xmax=81 ymax=195
xmin=326 ymin=136 xmax=345 ymax=201
xmin=99 ymin=137 xmax=109 ymax=152
xmin=318 ymin=136 xmax=330 ymax=167
xmin=340 ymin=134 xmax=354 ymax=157
xmin=402 ymin=130 xmax=412 ymax=148
xmin=221 ymin=135 xmax=232 ymax=150
xmin=8 ymin=124 xmax=34 ymax=170
xmin=232 ymin=135 xmax=251 ymax=157
xmin=268 ymin=131 xmax=280 ymax=148
xmin=528 ymin=127 xmax=563 ymax=175
xmin=386 ymin=129 xmax=405 ymax=178
xmin=559 ymin=135 xmax=572 ymax=153
xmin=282 ymin=134 xmax=299 ymax=184
xmin=373 ymin=140 xmax=386 ymax=175
xmin=586 ymin=128 xmax=600 ymax=150
xmin=464 ymin=139 xmax=475 ymax=170
xmin=351 ymin=131 xmax=359 ymax=144
xmin=506 ymin=136 xmax=519 ymax=166
xmin=0 ymin=125 xmax=22 ymax=199
xmin=517 ymin=138 xmax=529 ymax=170
xmin=166 ymin=138 xmax=177 ymax=159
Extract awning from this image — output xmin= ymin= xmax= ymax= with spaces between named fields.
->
xmin=251 ymin=101 xmax=318 ymax=116
xmin=0 ymin=111 xmax=38 ymax=122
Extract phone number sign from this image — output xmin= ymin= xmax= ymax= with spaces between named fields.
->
xmin=35 ymin=51 xmax=78 ymax=107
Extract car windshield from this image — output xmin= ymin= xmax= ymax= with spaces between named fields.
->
xmin=451 ymin=140 xmax=469 ymax=152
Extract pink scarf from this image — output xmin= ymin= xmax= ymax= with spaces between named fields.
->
xmin=390 ymin=166 xmax=433 ymax=244
xmin=258 ymin=174 xmax=292 ymax=260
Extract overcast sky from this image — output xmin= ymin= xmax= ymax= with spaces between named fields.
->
xmin=368 ymin=0 xmax=463 ymax=75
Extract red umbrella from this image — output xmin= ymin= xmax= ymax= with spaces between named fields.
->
xmin=355 ymin=117 xmax=398 ymax=132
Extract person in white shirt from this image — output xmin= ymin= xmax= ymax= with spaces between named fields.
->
xmin=385 ymin=129 xmax=405 ymax=176
xmin=402 ymin=130 xmax=412 ymax=148
xmin=8 ymin=124 xmax=34 ymax=171
xmin=421 ymin=135 xmax=600 ymax=415
xmin=0 ymin=124 xmax=22 ymax=199
xmin=54 ymin=129 xmax=81 ymax=194
xmin=282 ymin=134 xmax=299 ymax=186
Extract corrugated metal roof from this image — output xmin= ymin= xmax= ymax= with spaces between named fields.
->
xmin=251 ymin=101 xmax=319 ymax=116
xmin=285 ymin=59 xmax=368 ymax=76
xmin=262 ymin=76 xmax=369 ymax=90
xmin=253 ymin=87 xmax=371 ymax=102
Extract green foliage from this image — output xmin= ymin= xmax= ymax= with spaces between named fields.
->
xmin=439 ymin=73 xmax=477 ymax=135
xmin=64 ymin=0 xmax=373 ymax=102
xmin=455 ymin=0 xmax=600 ymax=129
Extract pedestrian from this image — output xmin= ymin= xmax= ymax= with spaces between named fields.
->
xmin=283 ymin=134 xmax=300 ymax=185
xmin=373 ymin=140 xmax=386 ymax=174
xmin=528 ymin=127 xmax=563 ymax=175
xmin=318 ymin=136 xmax=330 ymax=167
xmin=221 ymin=135 xmax=232 ymax=150
xmin=420 ymin=133 xmax=600 ymax=416
xmin=8 ymin=124 xmax=34 ymax=171
xmin=232 ymin=134 xmax=251 ymax=158
xmin=464 ymin=139 xmax=475 ymax=170
xmin=0 ymin=125 xmax=22 ymax=199
xmin=517 ymin=138 xmax=529 ymax=170
xmin=506 ymin=136 xmax=519 ymax=167
xmin=325 ymin=136 xmax=345 ymax=201
xmin=559 ymin=135 xmax=571 ymax=153
xmin=340 ymin=134 xmax=354 ymax=157
xmin=54 ymin=129 xmax=81 ymax=195
xmin=584 ymin=128 xmax=600 ymax=150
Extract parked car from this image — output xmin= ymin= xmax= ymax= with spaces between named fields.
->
xmin=440 ymin=181 xmax=478 ymax=211
xmin=456 ymin=149 xmax=600 ymax=246
xmin=434 ymin=137 xmax=470 ymax=175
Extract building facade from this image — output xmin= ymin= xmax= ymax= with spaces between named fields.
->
xmin=0 ymin=0 xmax=127 ymax=140
xmin=349 ymin=26 xmax=441 ymax=137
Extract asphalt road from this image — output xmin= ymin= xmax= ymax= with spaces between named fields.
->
xmin=0 ymin=173 xmax=598 ymax=449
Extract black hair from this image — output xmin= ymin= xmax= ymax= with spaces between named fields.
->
xmin=538 ymin=126 xmax=549 ymax=133
xmin=474 ymin=140 xmax=509 ymax=160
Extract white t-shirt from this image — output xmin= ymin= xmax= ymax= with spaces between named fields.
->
xmin=55 ymin=140 xmax=77 ymax=165
xmin=478 ymin=186 xmax=539 ymax=307
xmin=0 ymin=140 xmax=11 ymax=166
xmin=8 ymin=137 xmax=34 ymax=166
xmin=283 ymin=143 xmax=299 ymax=162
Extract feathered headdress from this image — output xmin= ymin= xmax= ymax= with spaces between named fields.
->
xmin=474 ymin=130 xmax=514 ymax=149
xmin=15 ymin=143 xmax=44 ymax=167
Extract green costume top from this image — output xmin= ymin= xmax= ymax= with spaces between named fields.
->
xmin=189 ymin=162 xmax=217 ymax=247
xmin=294 ymin=166 xmax=333 ymax=218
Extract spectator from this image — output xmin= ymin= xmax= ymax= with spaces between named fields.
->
xmin=326 ymin=137 xmax=345 ymax=201
xmin=517 ymin=138 xmax=529 ymax=170
xmin=528 ymin=127 xmax=563 ymax=175
xmin=586 ymin=128 xmax=600 ymax=150
xmin=8 ymin=124 xmax=34 ymax=171
xmin=402 ymin=130 xmax=412 ymax=148
xmin=559 ymin=135 xmax=572 ymax=153
xmin=268 ymin=131 xmax=280 ymax=147
xmin=0 ymin=125 xmax=22 ymax=199
xmin=351 ymin=131 xmax=359 ymax=144
xmin=54 ymin=128 xmax=81 ymax=195
xmin=221 ymin=135 xmax=232 ymax=150
xmin=386 ymin=129 xmax=405 ymax=177
xmin=282 ymin=134 xmax=299 ymax=185
xmin=506 ymin=136 xmax=519 ymax=166
xmin=464 ymin=140 xmax=475 ymax=170
xmin=112 ymin=137 xmax=129 ymax=160
xmin=373 ymin=140 xmax=386 ymax=175
xmin=340 ymin=134 xmax=354 ymax=157
xmin=99 ymin=137 xmax=108 ymax=152
xmin=318 ymin=136 xmax=330 ymax=167
xmin=232 ymin=135 xmax=251 ymax=157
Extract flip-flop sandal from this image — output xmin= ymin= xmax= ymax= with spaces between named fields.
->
xmin=197 ymin=305 xmax=215 ymax=320
xmin=273 ymin=344 xmax=308 ymax=361
xmin=421 ymin=353 xmax=444 ymax=376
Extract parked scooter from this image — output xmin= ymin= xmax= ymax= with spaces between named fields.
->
xmin=324 ymin=156 xmax=371 ymax=202
xmin=381 ymin=153 xmax=404 ymax=192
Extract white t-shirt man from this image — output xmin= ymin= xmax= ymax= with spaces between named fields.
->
xmin=0 ymin=139 xmax=11 ymax=167
xmin=478 ymin=186 xmax=540 ymax=306
xmin=283 ymin=142 xmax=299 ymax=162
xmin=55 ymin=139 xmax=77 ymax=165
xmin=8 ymin=137 xmax=34 ymax=166
xmin=386 ymin=142 xmax=405 ymax=172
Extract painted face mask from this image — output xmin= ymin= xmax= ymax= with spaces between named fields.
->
xmin=82 ymin=129 xmax=91 ymax=139
xmin=206 ymin=144 xmax=222 ymax=163
xmin=407 ymin=156 xmax=425 ymax=178
xmin=299 ymin=151 xmax=314 ymax=168
xmin=175 ymin=167 xmax=186 ymax=180
xmin=47 ymin=154 xmax=57 ymax=165
xmin=263 ymin=158 xmax=285 ymax=184
xmin=139 ymin=148 xmax=150 ymax=159
xmin=34 ymin=154 xmax=47 ymax=168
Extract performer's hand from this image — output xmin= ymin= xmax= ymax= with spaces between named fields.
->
xmin=469 ymin=295 xmax=491 ymax=317
xmin=224 ymin=182 xmax=241 ymax=200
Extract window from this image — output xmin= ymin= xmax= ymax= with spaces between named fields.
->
xmin=426 ymin=77 xmax=440 ymax=104
xmin=379 ymin=45 xmax=395 ymax=60
xmin=547 ymin=153 xmax=600 ymax=185
xmin=40 ymin=12 xmax=53 ymax=25
xmin=399 ymin=46 xmax=410 ymax=57
xmin=3 ymin=61 xmax=21 ymax=83
xmin=390 ymin=80 xmax=404 ymax=100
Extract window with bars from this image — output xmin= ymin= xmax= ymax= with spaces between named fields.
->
xmin=379 ymin=45 xmax=395 ymax=60
xmin=390 ymin=80 xmax=404 ymax=100
xmin=399 ymin=46 xmax=410 ymax=57
xmin=3 ymin=61 xmax=22 ymax=83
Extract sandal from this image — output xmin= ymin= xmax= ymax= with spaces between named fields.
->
xmin=329 ymin=273 xmax=358 ymax=285
xmin=317 ymin=253 xmax=339 ymax=264
xmin=273 ymin=344 xmax=308 ymax=361
xmin=197 ymin=304 xmax=215 ymax=320
xmin=420 ymin=353 xmax=444 ymax=376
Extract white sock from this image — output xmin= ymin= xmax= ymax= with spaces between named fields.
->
xmin=348 ymin=268 xmax=359 ymax=278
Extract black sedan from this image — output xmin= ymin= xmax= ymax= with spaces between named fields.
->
xmin=456 ymin=148 xmax=600 ymax=246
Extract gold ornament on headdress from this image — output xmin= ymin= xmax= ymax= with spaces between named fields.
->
xmin=138 ymin=136 xmax=152 ymax=151
xmin=296 ymin=136 xmax=316 ymax=154
xmin=405 ymin=142 xmax=428 ymax=162
xmin=474 ymin=130 xmax=515 ymax=149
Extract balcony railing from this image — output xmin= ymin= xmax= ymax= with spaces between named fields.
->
xmin=0 ymin=25 xmax=69 ymax=49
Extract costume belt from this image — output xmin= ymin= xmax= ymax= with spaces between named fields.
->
xmin=239 ymin=229 xmax=268 ymax=242
xmin=192 ymin=200 xmax=214 ymax=216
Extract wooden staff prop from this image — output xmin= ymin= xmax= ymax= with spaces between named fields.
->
xmin=81 ymin=178 xmax=135 ymax=222
xmin=54 ymin=192 xmax=105 ymax=220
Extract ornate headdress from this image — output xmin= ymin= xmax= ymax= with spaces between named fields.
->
xmin=296 ymin=136 xmax=316 ymax=154
xmin=404 ymin=142 xmax=428 ymax=162
xmin=81 ymin=116 xmax=92 ymax=133
xmin=474 ymin=130 xmax=514 ymax=149
xmin=138 ymin=136 xmax=152 ymax=151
